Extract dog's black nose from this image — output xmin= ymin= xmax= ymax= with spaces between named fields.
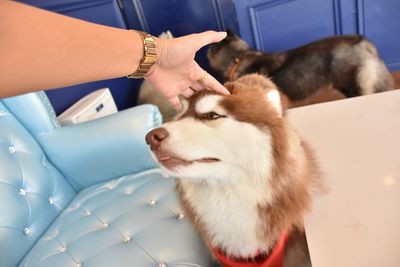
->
xmin=145 ymin=127 xmax=169 ymax=150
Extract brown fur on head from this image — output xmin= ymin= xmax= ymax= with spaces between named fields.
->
xmin=146 ymin=74 xmax=322 ymax=263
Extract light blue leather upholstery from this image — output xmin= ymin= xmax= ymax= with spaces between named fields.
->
xmin=2 ymin=92 xmax=60 ymax=137
xmin=0 ymin=100 xmax=75 ymax=267
xmin=20 ymin=169 xmax=211 ymax=267
xmin=0 ymin=92 xmax=213 ymax=267
xmin=37 ymin=104 xmax=162 ymax=190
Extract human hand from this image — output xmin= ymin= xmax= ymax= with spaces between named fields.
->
xmin=144 ymin=30 xmax=230 ymax=110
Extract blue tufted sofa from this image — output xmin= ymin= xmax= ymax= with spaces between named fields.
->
xmin=0 ymin=92 xmax=214 ymax=267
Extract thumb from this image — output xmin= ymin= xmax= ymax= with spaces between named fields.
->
xmin=189 ymin=30 xmax=227 ymax=51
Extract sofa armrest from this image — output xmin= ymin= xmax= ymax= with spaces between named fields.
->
xmin=38 ymin=104 xmax=162 ymax=190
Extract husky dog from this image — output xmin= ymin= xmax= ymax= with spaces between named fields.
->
xmin=146 ymin=74 xmax=322 ymax=267
xmin=208 ymin=30 xmax=393 ymax=101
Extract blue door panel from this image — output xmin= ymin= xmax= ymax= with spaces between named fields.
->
xmin=119 ymin=0 xmax=144 ymax=30
xmin=336 ymin=0 xmax=358 ymax=34
xmin=137 ymin=0 xmax=222 ymax=36
xmin=216 ymin=0 xmax=241 ymax=33
xmin=247 ymin=0 xmax=339 ymax=52
xmin=234 ymin=0 xmax=257 ymax=48
xmin=362 ymin=0 xmax=400 ymax=70
xmin=62 ymin=1 xmax=126 ymax=28
xmin=20 ymin=0 xmax=126 ymax=28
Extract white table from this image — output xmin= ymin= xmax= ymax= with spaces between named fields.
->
xmin=287 ymin=90 xmax=400 ymax=267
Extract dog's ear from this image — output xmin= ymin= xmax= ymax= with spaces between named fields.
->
xmin=224 ymin=82 xmax=234 ymax=94
xmin=266 ymin=89 xmax=283 ymax=117
xmin=223 ymin=82 xmax=235 ymax=94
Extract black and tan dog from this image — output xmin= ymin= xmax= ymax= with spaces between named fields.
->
xmin=208 ymin=30 xmax=393 ymax=102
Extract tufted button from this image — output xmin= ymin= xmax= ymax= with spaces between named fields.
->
xmin=177 ymin=213 xmax=185 ymax=220
xmin=122 ymin=236 xmax=132 ymax=243
xmin=158 ymin=263 xmax=167 ymax=267
xmin=76 ymin=262 xmax=83 ymax=267
xmin=125 ymin=190 xmax=133 ymax=195
xmin=23 ymin=227 xmax=30 ymax=236
xmin=83 ymin=210 xmax=91 ymax=216
xmin=8 ymin=146 xmax=16 ymax=154
xmin=101 ymin=223 xmax=109 ymax=229
xmin=48 ymin=197 xmax=54 ymax=204
xmin=19 ymin=188 xmax=26 ymax=196
xmin=149 ymin=200 xmax=157 ymax=206
xmin=59 ymin=246 xmax=67 ymax=253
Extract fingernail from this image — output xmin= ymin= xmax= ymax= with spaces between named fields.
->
xmin=219 ymin=31 xmax=227 ymax=38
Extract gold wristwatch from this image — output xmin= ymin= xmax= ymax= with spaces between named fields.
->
xmin=127 ymin=31 xmax=157 ymax=78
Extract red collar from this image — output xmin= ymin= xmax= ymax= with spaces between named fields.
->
xmin=211 ymin=231 xmax=289 ymax=267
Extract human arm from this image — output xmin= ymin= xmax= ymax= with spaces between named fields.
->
xmin=0 ymin=0 xmax=144 ymax=96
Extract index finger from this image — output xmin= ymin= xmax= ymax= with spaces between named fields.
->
xmin=201 ymin=73 xmax=230 ymax=95
xmin=196 ymin=68 xmax=230 ymax=95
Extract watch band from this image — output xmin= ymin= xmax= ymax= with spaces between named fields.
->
xmin=127 ymin=31 xmax=157 ymax=79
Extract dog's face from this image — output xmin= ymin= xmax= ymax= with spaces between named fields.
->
xmin=207 ymin=29 xmax=249 ymax=74
xmin=146 ymin=75 xmax=284 ymax=183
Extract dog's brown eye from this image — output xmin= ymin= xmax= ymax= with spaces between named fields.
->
xmin=207 ymin=112 xmax=222 ymax=120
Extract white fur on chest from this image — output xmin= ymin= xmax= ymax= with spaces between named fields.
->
xmin=180 ymin=179 xmax=271 ymax=257
xmin=177 ymin=129 xmax=305 ymax=258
